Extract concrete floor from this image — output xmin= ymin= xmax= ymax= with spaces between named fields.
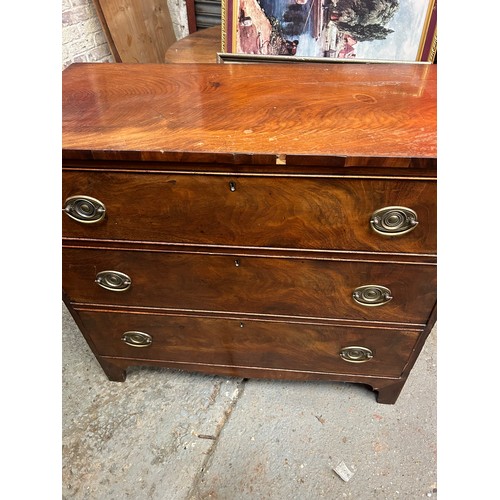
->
xmin=62 ymin=303 xmax=437 ymax=499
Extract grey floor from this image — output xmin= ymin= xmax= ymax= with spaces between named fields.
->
xmin=62 ymin=303 xmax=437 ymax=499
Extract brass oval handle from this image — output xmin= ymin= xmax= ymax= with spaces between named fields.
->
xmin=121 ymin=331 xmax=152 ymax=347
xmin=340 ymin=346 xmax=373 ymax=363
xmin=352 ymin=285 xmax=393 ymax=307
xmin=370 ymin=206 xmax=418 ymax=236
xmin=63 ymin=195 xmax=106 ymax=223
xmin=96 ymin=271 xmax=132 ymax=291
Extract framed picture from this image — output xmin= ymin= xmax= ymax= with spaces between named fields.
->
xmin=221 ymin=0 xmax=437 ymax=63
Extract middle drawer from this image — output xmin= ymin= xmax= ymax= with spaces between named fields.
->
xmin=63 ymin=248 xmax=436 ymax=325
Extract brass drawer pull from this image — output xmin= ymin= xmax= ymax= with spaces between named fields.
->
xmin=353 ymin=285 xmax=392 ymax=306
xmin=370 ymin=206 xmax=418 ymax=236
xmin=340 ymin=346 xmax=373 ymax=363
xmin=63 ymin=195 xmax=106 ymax=223
xmin=96 ymin=271 xmax=132 ymax=291
xmin=121 ymin=331 xmax=152 ymax=347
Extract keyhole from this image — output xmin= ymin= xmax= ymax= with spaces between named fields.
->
xmin=229 ymin=181 xmax=236 ymax=192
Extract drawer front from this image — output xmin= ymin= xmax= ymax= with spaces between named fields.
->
xmin=62 ymin=171 xmax=436 ymax=254
xmin=63 ymin=248 xmax=436 ymax=324
xmin=77 ymin=309 xmax=420 ymax=378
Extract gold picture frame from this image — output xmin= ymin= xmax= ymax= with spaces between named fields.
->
xmin=221 ymin=0 xmax=437 ymax=63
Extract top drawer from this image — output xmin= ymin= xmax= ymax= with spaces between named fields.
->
xmin=62 ymin=170 xmax=436 ymax=254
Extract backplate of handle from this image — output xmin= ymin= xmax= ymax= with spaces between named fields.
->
xmin=63 ymin=195 xmax=106 ymax=223
xmin=340 ymin=346 xmax=373 ymax=363
xmin=121 ymin=331 xmax=152 ymax=347
xmin=352 ymin=285 xmax=393 ymax=307
xmin=370 ymin=206 xmax=418 ymax=236
xmin=96 ymin=271 xmax=132 ymax=291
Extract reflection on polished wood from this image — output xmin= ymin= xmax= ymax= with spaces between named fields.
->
xmin=62 ymin=62 xmax=436 ymax=161
xmin=164 ymin=25 xmax=221 ymax=63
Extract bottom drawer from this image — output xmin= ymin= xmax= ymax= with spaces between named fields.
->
xmin=76 ymin=309 xmax=420 ymax=379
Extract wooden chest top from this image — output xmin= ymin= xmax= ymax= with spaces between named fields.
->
xmin=62 ymin=63 xmax=436 ymax=163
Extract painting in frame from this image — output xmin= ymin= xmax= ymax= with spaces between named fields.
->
xmin=221 ymin=0 xmax=437 ymax=63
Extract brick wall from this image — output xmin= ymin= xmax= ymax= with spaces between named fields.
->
xmin=62 ymin=0 xmax=114 ymax=69
xmin=169 ymin=0 xmax=190 ymax=39
xmin=62 ymin=0 xmax=189 ymax=70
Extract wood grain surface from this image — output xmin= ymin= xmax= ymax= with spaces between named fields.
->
xmin=62 ymin=63 xmax=436 ymax=161
xmin=62 ymin=171 xmax=436 ymax=254
xmin=63 ymin=248 xmax=436 ymax=325
xmin=164 ymin=25 xmax=221 ymax=63
xmin=92 ymin=0 xmax=177 ymax=63
xmin=75 ymin=309 xmax=420 ymax=378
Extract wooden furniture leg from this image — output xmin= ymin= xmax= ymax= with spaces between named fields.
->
xmin=374 ymin=379 xmax=407 ymax=404
xmin=98 ymin=358 xmax=127 ymax=382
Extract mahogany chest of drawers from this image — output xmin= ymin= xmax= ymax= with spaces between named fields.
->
xmin=62 ymin=62 xmax=436 ymax=404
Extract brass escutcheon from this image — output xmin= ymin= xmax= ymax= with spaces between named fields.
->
xmin=370 ymin=206 xmax=418 ymax=236
xmin=121 ymin=331 xmax=153 ymax=347
xmin=352 ymin=285 xmax=393 ymax=307
xmin=63 ymin=195 xmax=106 ymax=223
xmin=340 ymin=346 xmax=373 ymax=363
xmin=96 ymin=270 xmax=132 ymax=291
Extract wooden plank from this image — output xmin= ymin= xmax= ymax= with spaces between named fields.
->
xmin=92 ymin=0 xmax=121 ymax=61
xmin=93 ymin=0 xmax=177 ymax=63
